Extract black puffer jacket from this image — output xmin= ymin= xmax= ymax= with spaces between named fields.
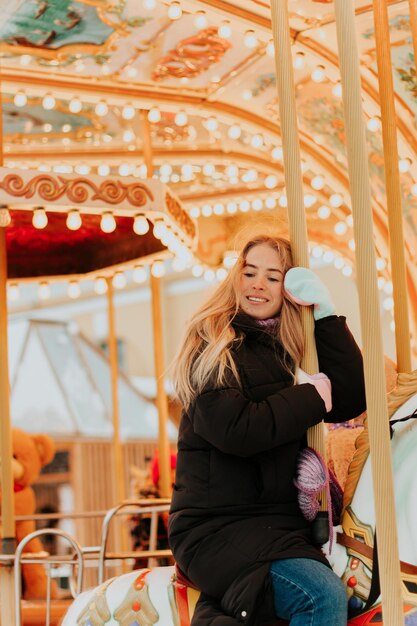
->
xmin=169 ymin=314 xmax=366 ymax=625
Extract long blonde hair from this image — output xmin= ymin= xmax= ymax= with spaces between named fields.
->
xmin=174 ymin=236 xmax=304 ymax=408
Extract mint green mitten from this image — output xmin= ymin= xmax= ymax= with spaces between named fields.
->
xmin=284 ymin=267 xmax=336 ymax=320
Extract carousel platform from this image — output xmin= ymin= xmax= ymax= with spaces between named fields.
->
xmin=21 ymin=599 xmax=73 ymax=625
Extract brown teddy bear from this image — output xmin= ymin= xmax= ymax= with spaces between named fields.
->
xmin=4 ymin=428 xmax=57 ymax=599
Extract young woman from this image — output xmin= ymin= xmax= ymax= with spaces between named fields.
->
xmin=168 ymin=235 xmax=366 ymax=626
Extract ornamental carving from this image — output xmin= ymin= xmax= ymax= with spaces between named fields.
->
xmin=165 ymin=193 xmax=196 ymax=240
xmin=0 ymin=174 xmax=154 ymax=207
xmin=152 ymin=27 xmax=232 ymax=81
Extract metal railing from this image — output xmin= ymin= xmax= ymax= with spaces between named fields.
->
xmin=14 ymin=528 xmax=84 ymax=626
xmin=3 ymin=499 xmax=173 ymax=625
xmin=98 ymin=499 xmax=171 ymax=584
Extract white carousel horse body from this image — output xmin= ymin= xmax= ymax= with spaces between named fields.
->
xmin=326 ymin=390 xmax=417 ymax=576
xmin=61 ymin=566 xmax=179 ymax=626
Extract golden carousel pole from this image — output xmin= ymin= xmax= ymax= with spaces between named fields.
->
xmin=270 ymin=1 xmax=327 ymax=515
xmin=105 ymin=276 xmax=129 ymax=571
xmin=105 ymin=277 xmax=126 ymax=506
xmin=334 ymin=0 xmax=404 ymax=622
xmin=0 ymin=75 xmax=17 ymax=623
xmin=141 ymin=110 xmax=171 ymax=499
xmin=373 ymin=0 xmax=412 ymax=373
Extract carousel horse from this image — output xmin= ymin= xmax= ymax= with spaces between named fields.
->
xmin=62 ymin=371 xmax=417 ymax=626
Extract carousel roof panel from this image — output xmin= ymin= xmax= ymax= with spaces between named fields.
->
xmin=0 ymin=0 xmax=416 ymax=303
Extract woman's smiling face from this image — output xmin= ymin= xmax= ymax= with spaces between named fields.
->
xmin=239 ymin=242 xmax=284 ymax=320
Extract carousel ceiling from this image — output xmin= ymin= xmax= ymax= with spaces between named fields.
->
xmin=0 ymin=0 xmax=416 ymax=329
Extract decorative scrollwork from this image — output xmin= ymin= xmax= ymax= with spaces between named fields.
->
xmin=0 ymin=173 xmax=154 ymax=208
xmin=153 ymin=27 xmax=231 ymax=81
xmin=165 ymin=193 xmax=196 ymax=240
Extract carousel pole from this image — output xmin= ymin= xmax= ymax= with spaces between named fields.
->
xmin=334 ymin=0 xmax=404 ymax=622
xmin=0 ymin=75 xmax=17 ymax=623
xmin=105 ymin=277 xmax=126 ymax=505
xmin=408 ymin=0 xmax=417 ymax=71
xmin=270 ymin=1 xmax=327 ymax=507
xmin=373 ymin=0 xmax=412 ymax=373
xmin=141 ymin=110 xmax=171 ymax=498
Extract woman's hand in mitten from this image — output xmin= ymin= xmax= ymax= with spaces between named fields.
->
xmin=284 ymin=267 xmax=336 ymax=320
xmin=297 ymin=368 xmax=332 ymax=412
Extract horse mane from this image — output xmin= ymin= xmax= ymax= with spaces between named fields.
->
xmin=342 ymin=368 xmax=417 ymax=513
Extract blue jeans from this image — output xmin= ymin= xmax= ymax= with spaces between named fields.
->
xmin=270 ymin=558 xmax=348 ymax=626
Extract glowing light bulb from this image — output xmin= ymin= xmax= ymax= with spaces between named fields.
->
xmin=330 ymin=193 xmax=343 ymax=207
xmin=151 ymin=260 xmax=166 ymax=277
xmin=8 ymin=283 xmax=19 ymax=301
xmin=133 ymin=265 xmax=147 ymax=283
xmin=311 ymin=66 xmax=326 ymax=83
xmin=122 ymin=104 xmax=135 ymax=120
xmin=133 ymin=215 xmax=149 ymax=235
xmin=213 ymin=203 xmax=225 ymax=215
xmin=367 ymin=117 xmax=381 ymax=132
xmin=194 ymin=10 xmax=208 ymax=28
xmin=94 ymin=277 xmax=108 ymax=294
xmin=123 ymin=129 xmax=135 ymax=143
xmin=192 ymin=264 xmax=204 ymax=277
xmin=175 ymin=110 xmax=188 ymax=126
xmin=143 ymin=0 xmax=156 ymax=8
xmin=228 ymin=125 xmax=242 ymax=139
xmin=113 ymin=272 xmax=127 ymax=289
xmin=216 ymin=268 xmax=228 ymax=281
xmin=251 ymin=134 xmax=263 ymax=148
xmin=266 ymin=40 xmax=275 ymax=57
xmin=75 ymin=164 xmax=91 ymax=175
xmin=69 ymin=97 xmax=82 ymax=113
xmin=14 ymin=91 xmax=27 ymax=107
xmin=95 ymin=100 xmax=108 ymax=116
xmin=272 ymin=147 xmax=283 ymax=160
xmin=203 ymin=163 xmax=215 ymax=176
xmin=189 ymin=206 xmax=200 ymax=218
xmin=265 ymin=197 xmax=276 ymax=209
xmin=293 ymin=52 xmax=305 ymax=70
xmin=38 ymin=282 xmax=51 ymax=300
xmin=252 ymin=198 xmax=263 ymax=211
xmin=218 ymin=21 xmax=232 ymax=38
xmin=399 ymin=158 xmax=411 ymax=173
xmin=32 ymin=207 xmax=48 ymax=229
xmin=0 ymin=207 xmax=11 ymax=227
xmin=160 ymin=164 xmax=172 ymax=176
xmin=311 ymin=176 xmax=324 ymax=190
xmin=66 ymin=210 xmax=82 ymax=231
xmin=119 ymin=163 xmax=131 ymax=176
xmin=244 ymin=30 xmax=258 ymax=48
xmin=204 ymin=269 xmax=215 ymax=282
xmin=334 ymin=221 xmax=348 ymax=235
xmin=98 ymin=164 xmax=110 ymax=176
xmin=42 ymin=93 xmax=56 ymax=110
xmin=168 ymin=1 xmax=182 ymax=20
xmin=265 ymin=175 xmax=277 ymax=189
xmin=148 ymin=107 xmax=161 ymax=123
xmin=68 ymin=281 xmax=81 ymax=299
xmin=100 ymin=212 xmax=116 ymax=233
xmin=153 ymin=221 xmax=167 ymax=239
xmin=201 ymin=204 xmax=212 ymax=217
xmin=318 ymin=205 xmax=331 ymax=219
xmin=204 ymin=117 xmax=218 ymax=132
